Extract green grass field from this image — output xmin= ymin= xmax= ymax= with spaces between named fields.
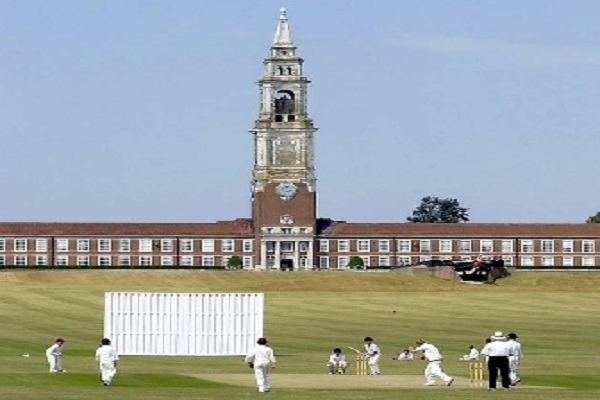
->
xmin=1 ymin=269 xmax=599 ymax=400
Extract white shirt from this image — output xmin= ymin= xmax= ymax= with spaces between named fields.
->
xmin=481 ymin=340 xmax=511 ymax=357
xmin=46 ymin=343 xmax=62 ymax=357
xmin=467 ymin=347 xmax=480 ymax=360
xmin=95 ymin=345 xmax=119 ymax=364
xmin=398 ymin=351 xmax=414 ymax=360
xmin=364 ymin=342 xmax=381 ymax=356
xmin=328 ymin=353 xmax=346 ymax=364
xmin=245 ymin=344 xmax=276 ymax=367
xmin=506 ymin=340 xmax=523 ymax=361
xmin=415 ymin=342 xmax=444 ymax=361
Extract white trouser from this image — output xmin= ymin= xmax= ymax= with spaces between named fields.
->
xmin=253 ymin=363 xmax=271 ymax=392
xmin=424 ymin=361 xmax=452 ymax=385
xmin=47 ymin=355 xmax=62 ymax=372
xmin=367 ymin=354 xmax=381 ymax=374
xmin=327 ymin=361 xmax=347 ymax=373
xmin=508 ymin=356 xmax=520 ymax=383
xmin=100 ymin=362 xmax=117 ymax=384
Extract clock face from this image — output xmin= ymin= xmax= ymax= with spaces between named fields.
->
xmin=277 ymin=183 xmax=297 ymax=200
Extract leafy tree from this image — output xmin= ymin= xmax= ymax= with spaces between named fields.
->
xmin=347 ymin=256 xmax=365 ymax=269
xmin=407 ymin=196 xmax=469 ymax=223
xmin=586 ymin=212 xmax=600 ymax=223
xmin=227 ymin=256 xmax=243 ymax=269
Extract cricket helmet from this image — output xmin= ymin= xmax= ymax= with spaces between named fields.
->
xmin=363 ymin=336 xmax=373 ymax=342
xmin=257 ymin=337 xmax=268 ymax=345
xmin=507 ymin=332 xmax=518 ymax=339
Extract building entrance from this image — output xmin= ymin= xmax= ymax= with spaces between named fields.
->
xmin=280 ymin=259 xmax=294 ymax=271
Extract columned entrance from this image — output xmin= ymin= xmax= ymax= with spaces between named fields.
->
xmin=280 ymin=259 xmax=294 ymax=271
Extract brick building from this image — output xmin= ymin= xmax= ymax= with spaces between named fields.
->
xmin=1 ymin=9 xmax=599 ymax=269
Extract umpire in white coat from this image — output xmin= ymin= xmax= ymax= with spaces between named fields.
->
xmin=95 ymin=338 xmax=119 ymax=386
xmin=245 ymin=337 xmax=277 ymax=393
xmin=480 ymin=331 xmax=512 ymax=390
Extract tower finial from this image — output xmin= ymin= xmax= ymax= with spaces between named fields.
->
xmin=273 ymin=8 xmax=293 ymax=46
xmin=279 ymin=8 xmax=288 ymax=21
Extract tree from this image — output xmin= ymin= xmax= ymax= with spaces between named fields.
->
xmin=227 ymin=255 xmax=243 ymax=269
xmin=347 ymin=256 xmax=365 ymax=269
xmin=407 ymin=196 xmax=469 ymax=223
xmin=586 ymin=212 xmax=600 ymax=223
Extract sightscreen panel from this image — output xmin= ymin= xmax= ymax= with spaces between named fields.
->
xmin=104 ymin=292 xmax=264 ymax=356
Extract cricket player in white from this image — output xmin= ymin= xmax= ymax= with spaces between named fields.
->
xmin=326 ymin=348 xmax=348 ymax=374
xmin=363 ymin=336 xmax=381 ymax=375
xmin=45 ymin=338 xmax=66 ymax=373
xmin=506 ymin=332 xmax=523 ymax=385
xmin=245 ymin=337 xmax=277 ymax=393
xmin=95 ymin=338 xmax=119 ymax=386
xmin=459 ymin=345 xmax=480 ymax=361
xmin=414 ymin=339 xmax=454 ymax=386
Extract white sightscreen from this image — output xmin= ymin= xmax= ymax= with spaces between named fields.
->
xmin=104 ymin=292 xmax=264 ymax=356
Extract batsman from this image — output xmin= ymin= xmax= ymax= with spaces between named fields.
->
xmin=350 ymin=336 xmax=381 ymax=375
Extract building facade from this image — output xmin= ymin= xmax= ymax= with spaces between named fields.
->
xmin=1 ymin=10 xmax=599 ymax=269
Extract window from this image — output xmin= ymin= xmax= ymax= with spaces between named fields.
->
xmin=281 ymin=242 xmax=294 ymax=252
xmin=521 ymin=240 xmax=533 ymax=253
xmin=202 ymin=240 xmax=215 ymax=252
xmin=582 ymin=257 xmax=595 ymax=267
xmin=0 ymin=239 xmax=5 ymax=252
xmin=161 ymin=239 xmax=173 ymax=253
xmin=361 ymin=256 xmax=370 ymax=267
xmin=15 ymin=255 xmax=27 ymax=266
xmin=419 ymin=240 xmax=431 ymax=253
xmin=502 ymin=256 xmax=513 ymax=266
xmin=202 ymin=256 xmax=215 ymax=266
xmin=398 ymin=240 xmax=411 ymax=253
xmin=562 ymin=256 xmax=573 ymax=267
xmin=181 ymin=239 xmax=193 ymax=252
xmin=459 ymin=240 xmax=471 ymax=253
xmin=119 ymin=256 xmax=131 ymax=267
xmin=36 ymin=239 xmax=48 ymax=252
xmin=243 ymin=240 xmax=253 ymax=252
xmin=562 ymin=240 xmax=573 ymax=253
xmin=161 ymin=256 xmax=173 ymax=266
xmin=56 ymin=239 xmax=69 ymax=252
xmin=582 ymin=240 xmax=595 ymax=253
xmin=319 ymin=240 xmax=329 ymax=252
xmin=243 ymin=256 xmax=253 ymax=269
xmin=55 ymin=256 xmax=68 ymax=266
xmin=319 ymin=256 xmax=329 ymax=269
xmin=378 ymin=240 xmax=390 ymax=252
xmin=378 ymin=256 xmax=390 ymax=267
xmin=480 ymin=240 xmax=493 ymax=253
xmin=420 ymin=255 xmax=432 ymax=262
xmin=77 ymin=239 xmax=89 ymax=252
xmin=15 ymin=239 xmax=28 ymax=252
xmin=77 ymin=256 xmax=89 ymax=266
xmin=98 ymin=256 xmax=111 ymax=266
xmin=139 ymin=256 xmax=152 ymax=266
xmin=119 ymin=239 xmax=131 ymax=252
xmin=338 ymin=256 xmax=349 ymax=269
xmin=36 ymin=256 xmax=48 ymax=266
xmin=439 ymin=240 xmax=452 ymax=253
xmin=139 ymin=239 xmax=153 ymax=252
xmin=398 ymin=256 xmax=411 ymax=266
xmin=541 ymin=256 xmax=554 ymax=267
xmin=520 ymin=256 xmax=534 ymax=266
xmin=221 ymin=256 xmax=231 ymax=267
xmin=98 ymin=239 xmax=111 ymax=252
xmin=358 ymin=240 xmax=370 ymax=252
xmin=0 ymin=256 xmax=5 ymax=266
xmin=180 ymin=256 xmax=194 ymax=266
xmin=541 ymin=240 xmax=554 ymax=253
xmin=221 ymin=239 xmax=234 ymax=252
xmin=338 ymin=240 xmax=349 ymax=252
xmin=501 ymin=240 xmax=513 ymax=253
xmin=299 ymin=242 xmax=309 ymax=252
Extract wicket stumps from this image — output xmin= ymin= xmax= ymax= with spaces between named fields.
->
xmin=469 ymin=362 xmax=484 ymax=387
xmin=355 ymin=355 xmax=368 ymax=375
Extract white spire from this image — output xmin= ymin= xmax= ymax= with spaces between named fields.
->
xmin=273 ymin=8 xmax=293 ymax=46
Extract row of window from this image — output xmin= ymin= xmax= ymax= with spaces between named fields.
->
xmin=0 ymin=238 xmax=253 ymax=253
xmin=0 ymin=255 xmax=254 ymax=268
xmin=318 ymin=239 xmax=597 ymax=254
xmin=316 ymin=255 xmax=597 ymax=269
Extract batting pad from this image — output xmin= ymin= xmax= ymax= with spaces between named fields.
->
xmin=104 ymin=292 xmax=264 ymax=356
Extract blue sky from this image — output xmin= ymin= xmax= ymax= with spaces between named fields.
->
xmin=2 ymin=1 xmax=599 ymax=223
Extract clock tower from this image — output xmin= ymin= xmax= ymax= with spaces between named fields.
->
xmin=251 ymin=9 xmax=317 ymax=270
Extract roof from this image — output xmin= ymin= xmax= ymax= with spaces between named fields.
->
xmin=317 ymin=220 xmax=600 ymax=238
xmin=0 ymin=219 xmax=254 ymax=237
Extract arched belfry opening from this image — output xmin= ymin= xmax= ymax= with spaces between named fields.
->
xmin=274 ymin=90 xmax=295 ymax=122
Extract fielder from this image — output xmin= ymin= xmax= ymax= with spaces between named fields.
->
xmin=363 ymin=336 xmax=381 ymax=375
xmin=413 ymin=339 xmax=454 ymax=386
xmin=326 ymin=348 xmax=348 ymax=374
xmin=245 ymin=337 xmax=277 ymax=393
xmin=95 ymin=338 xmax=119 ymax=386
xmin=506 ymin=332 xmax=523 ymax=385
xmin=45 ymin=338 xmax=66 ymax=373
xmin=459 ymin=345 xmax=480 ymax=361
